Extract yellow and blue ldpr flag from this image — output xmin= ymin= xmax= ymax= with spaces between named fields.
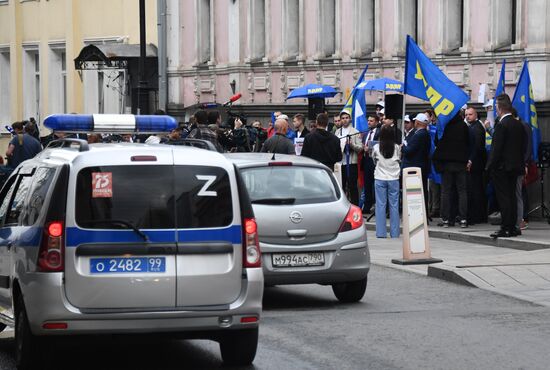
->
xmin=404 ymin=35 xmax=469 ymax=138
xmin=342 ymin=65 xmax=369 ymax=133
xmin=512 ymin=60 xmax=541 ymax=162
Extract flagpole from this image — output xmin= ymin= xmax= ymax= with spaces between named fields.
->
xmin=401 ymin=94 xmax=406 ymax=144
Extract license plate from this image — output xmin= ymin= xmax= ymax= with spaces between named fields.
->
xmin=271 ymin=252 xmax=325 ymax=267
xmin=90 ymin=257 xmax=166 ymax=274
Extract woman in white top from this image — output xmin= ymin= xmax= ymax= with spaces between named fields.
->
xmin=372 ymin=125 xmax=401 ymax=238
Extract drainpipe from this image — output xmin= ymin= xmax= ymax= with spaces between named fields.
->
xmin=157 ymin=0 xmax=167 ymax=112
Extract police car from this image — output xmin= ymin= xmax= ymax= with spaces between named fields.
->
xmin=0 ymin=114 xmax=263 ymax=369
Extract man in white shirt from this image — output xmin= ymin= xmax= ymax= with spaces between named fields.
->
xmin=336 ymin=111 xmax=363 ymax=205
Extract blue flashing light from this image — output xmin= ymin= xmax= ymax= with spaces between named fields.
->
xmin=43 ymin=114 xmax=177 ymax=133
xmin=44 ymin=114 xmax=93 ymax=132
xmin=135 ymin=115 xmax=177 ymax=132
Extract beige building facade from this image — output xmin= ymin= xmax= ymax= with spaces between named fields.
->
xmin=0 ymin=0 xmax=158 ymax=142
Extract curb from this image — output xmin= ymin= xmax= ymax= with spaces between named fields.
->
xmin=364 ymin=222 xmax=548 ymax=251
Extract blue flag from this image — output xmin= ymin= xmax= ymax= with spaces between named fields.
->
xmin=512 ymin=60 xmax=541 ymax=162
xmin=404 ymin=35 xmax=469 ymax=138
xmin=493 ymin=60 xmax=506 ymax=119
xmin=342 ymin=65 xmax=369 ymax=132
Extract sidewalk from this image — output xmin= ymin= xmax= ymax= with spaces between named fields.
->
xmin=366 ymin=220 xmax=550 ymax=307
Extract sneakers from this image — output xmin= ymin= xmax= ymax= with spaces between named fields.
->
xmin=460 ymin=219 xmax=468 ymax=228
xmin=520 ymin=220 xmax=528 ymax=230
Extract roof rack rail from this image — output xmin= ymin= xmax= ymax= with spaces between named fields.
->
xmin=46 ymin=138 xmax=90 ymax=152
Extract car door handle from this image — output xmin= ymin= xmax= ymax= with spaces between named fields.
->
xmin=287 ymin=229 xmax=307 ymax=238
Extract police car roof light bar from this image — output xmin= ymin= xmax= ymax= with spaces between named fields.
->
xmin=44 ymin=114 xmax=177 ymax=134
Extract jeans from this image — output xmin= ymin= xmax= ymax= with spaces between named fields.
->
xmin=375 ymin=179 xmax=400 ymax=238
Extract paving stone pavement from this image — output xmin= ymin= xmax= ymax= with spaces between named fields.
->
xmin=365 ymin=220 xmax=550 ymax=307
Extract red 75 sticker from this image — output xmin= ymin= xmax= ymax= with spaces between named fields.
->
xmin=92 ymin=172 xmax=113 ymax=198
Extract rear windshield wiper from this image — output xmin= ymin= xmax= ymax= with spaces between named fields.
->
xmin=81 ymin=219 xmax=149 ymax=242
xmin=251 ymin=198 xmax=296 ymax=205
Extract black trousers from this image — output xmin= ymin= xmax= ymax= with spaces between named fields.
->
xmin=467 ymin=171 xmax=487 ymax=224
xmin=491 ymin=170 xmax=518 ymax=231
xmin=363 ymin=158 xmax=376 ymax=211
xmin=342 ymin=164 xmax=359 ymax=205
xmin=441 ymin=169 xmax=468 ymax=222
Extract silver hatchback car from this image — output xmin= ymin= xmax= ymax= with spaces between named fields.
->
xmin=226 ymin=153 xmax=370 ymax=302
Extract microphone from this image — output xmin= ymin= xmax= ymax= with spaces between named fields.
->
xmin=223 ymin=93 xmax=242 ymax=106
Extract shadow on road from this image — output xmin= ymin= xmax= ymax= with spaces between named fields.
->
xmin=262 ymin=286 xmax=365 ymax=311
xmin=0 ymin=335 xmax=257 ymax=370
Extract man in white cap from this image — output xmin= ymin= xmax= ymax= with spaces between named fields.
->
xmin=403 ymin=114 xmax=416 ymax=145
xmin=402 ymin=113 xmax=432 ymax=212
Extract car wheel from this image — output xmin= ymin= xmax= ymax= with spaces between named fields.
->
xmin=15 ymin=296 xmax=40 ymax=370
xmin=332 ymin=277 xmax=367 ymax=303
xmin=219 ymin=328 xmax=259 ymax=366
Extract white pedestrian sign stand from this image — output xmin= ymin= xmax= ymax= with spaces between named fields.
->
xmin=392 ymin=167 xmax=442 ymax=265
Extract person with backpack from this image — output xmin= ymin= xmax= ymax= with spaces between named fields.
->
xmin=5 ymin=121 xmax=42 ymax=169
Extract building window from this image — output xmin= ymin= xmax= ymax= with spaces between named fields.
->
xmin=248 ymin=0 xmax=266 ymax=62
xmin=441 ymin=0 xmax=464 ymax=52
xmin=490 ymin=0 xmax=520 ymax=50
xmin=196 ymin=0 xmax=212 ymax=64
xmin=49 ymin=45 xmax=67 ymax=114
xmin=282 ymin=0 xmax=300 ymax=61
xmin=353 ymin=0 xmax=375 ymax=57
xmin=395 ymin=0 xmax=417 ymax=54
xmin=0 ymin=50 xmax=10 ymax=128
xmin=23 ymin=47 xmax=40 ymax=121
xmin=318 ymin=0 xmax=336 ymax=58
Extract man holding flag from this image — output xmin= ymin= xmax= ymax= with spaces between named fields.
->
xmin=335 ymin=65 xmax=369 ymax=205
xmin=403 ymin=35 xmax=470 ymax=227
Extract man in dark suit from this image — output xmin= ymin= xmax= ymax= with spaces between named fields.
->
xmin=362 ymin=115 xmax=381 ymax=213
xmin=464 ymin=106 xmax=488 ymax=224
xmin=403 ymin=115 xmax=416 ymax=143
xmin=486 ymin=94 xmax=527 ymax=238
xmin=402 ymin=113 xmax=432 ymax=212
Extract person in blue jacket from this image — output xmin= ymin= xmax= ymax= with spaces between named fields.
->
xmin=401 ymin=113 xmax=432 ymax=213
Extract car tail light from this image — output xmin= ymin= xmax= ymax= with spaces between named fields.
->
xmin=38 ymin=221 xmax=65 ymax=272
xmin=243 ymin=218 xmax=261 ymax=268
xmin=339 ymin=205 xmax=364 ymax=232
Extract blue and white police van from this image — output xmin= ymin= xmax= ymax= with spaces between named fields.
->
xmin=0 ymin=114 xmax=263 ymax=369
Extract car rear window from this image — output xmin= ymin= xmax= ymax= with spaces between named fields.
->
xmin=240 ymin=166 xmax=339 ymax=205
xmin=75 ymin=165 xmax=232 ymax=229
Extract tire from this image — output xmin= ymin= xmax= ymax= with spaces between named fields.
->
xmin=332 ymin=277 xmax=368 ymax=303
xmin=15 ymin=296 xmax=40 ymax=370
xmin=219 ymin=328 xmax=259 ymax=366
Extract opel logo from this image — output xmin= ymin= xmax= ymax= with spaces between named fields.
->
xmin=289 ymin=211 xmax=303 ymax=224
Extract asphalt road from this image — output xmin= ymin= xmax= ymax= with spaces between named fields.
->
xmin=1 ymin=265 xmax=550 ymax=369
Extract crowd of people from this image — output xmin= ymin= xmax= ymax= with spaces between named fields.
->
xmin=2 ymin=95 xmax=535 ymax=240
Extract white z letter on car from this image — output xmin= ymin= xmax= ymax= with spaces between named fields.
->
xmin=196 ymin=175 xmax=218 ymax=197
